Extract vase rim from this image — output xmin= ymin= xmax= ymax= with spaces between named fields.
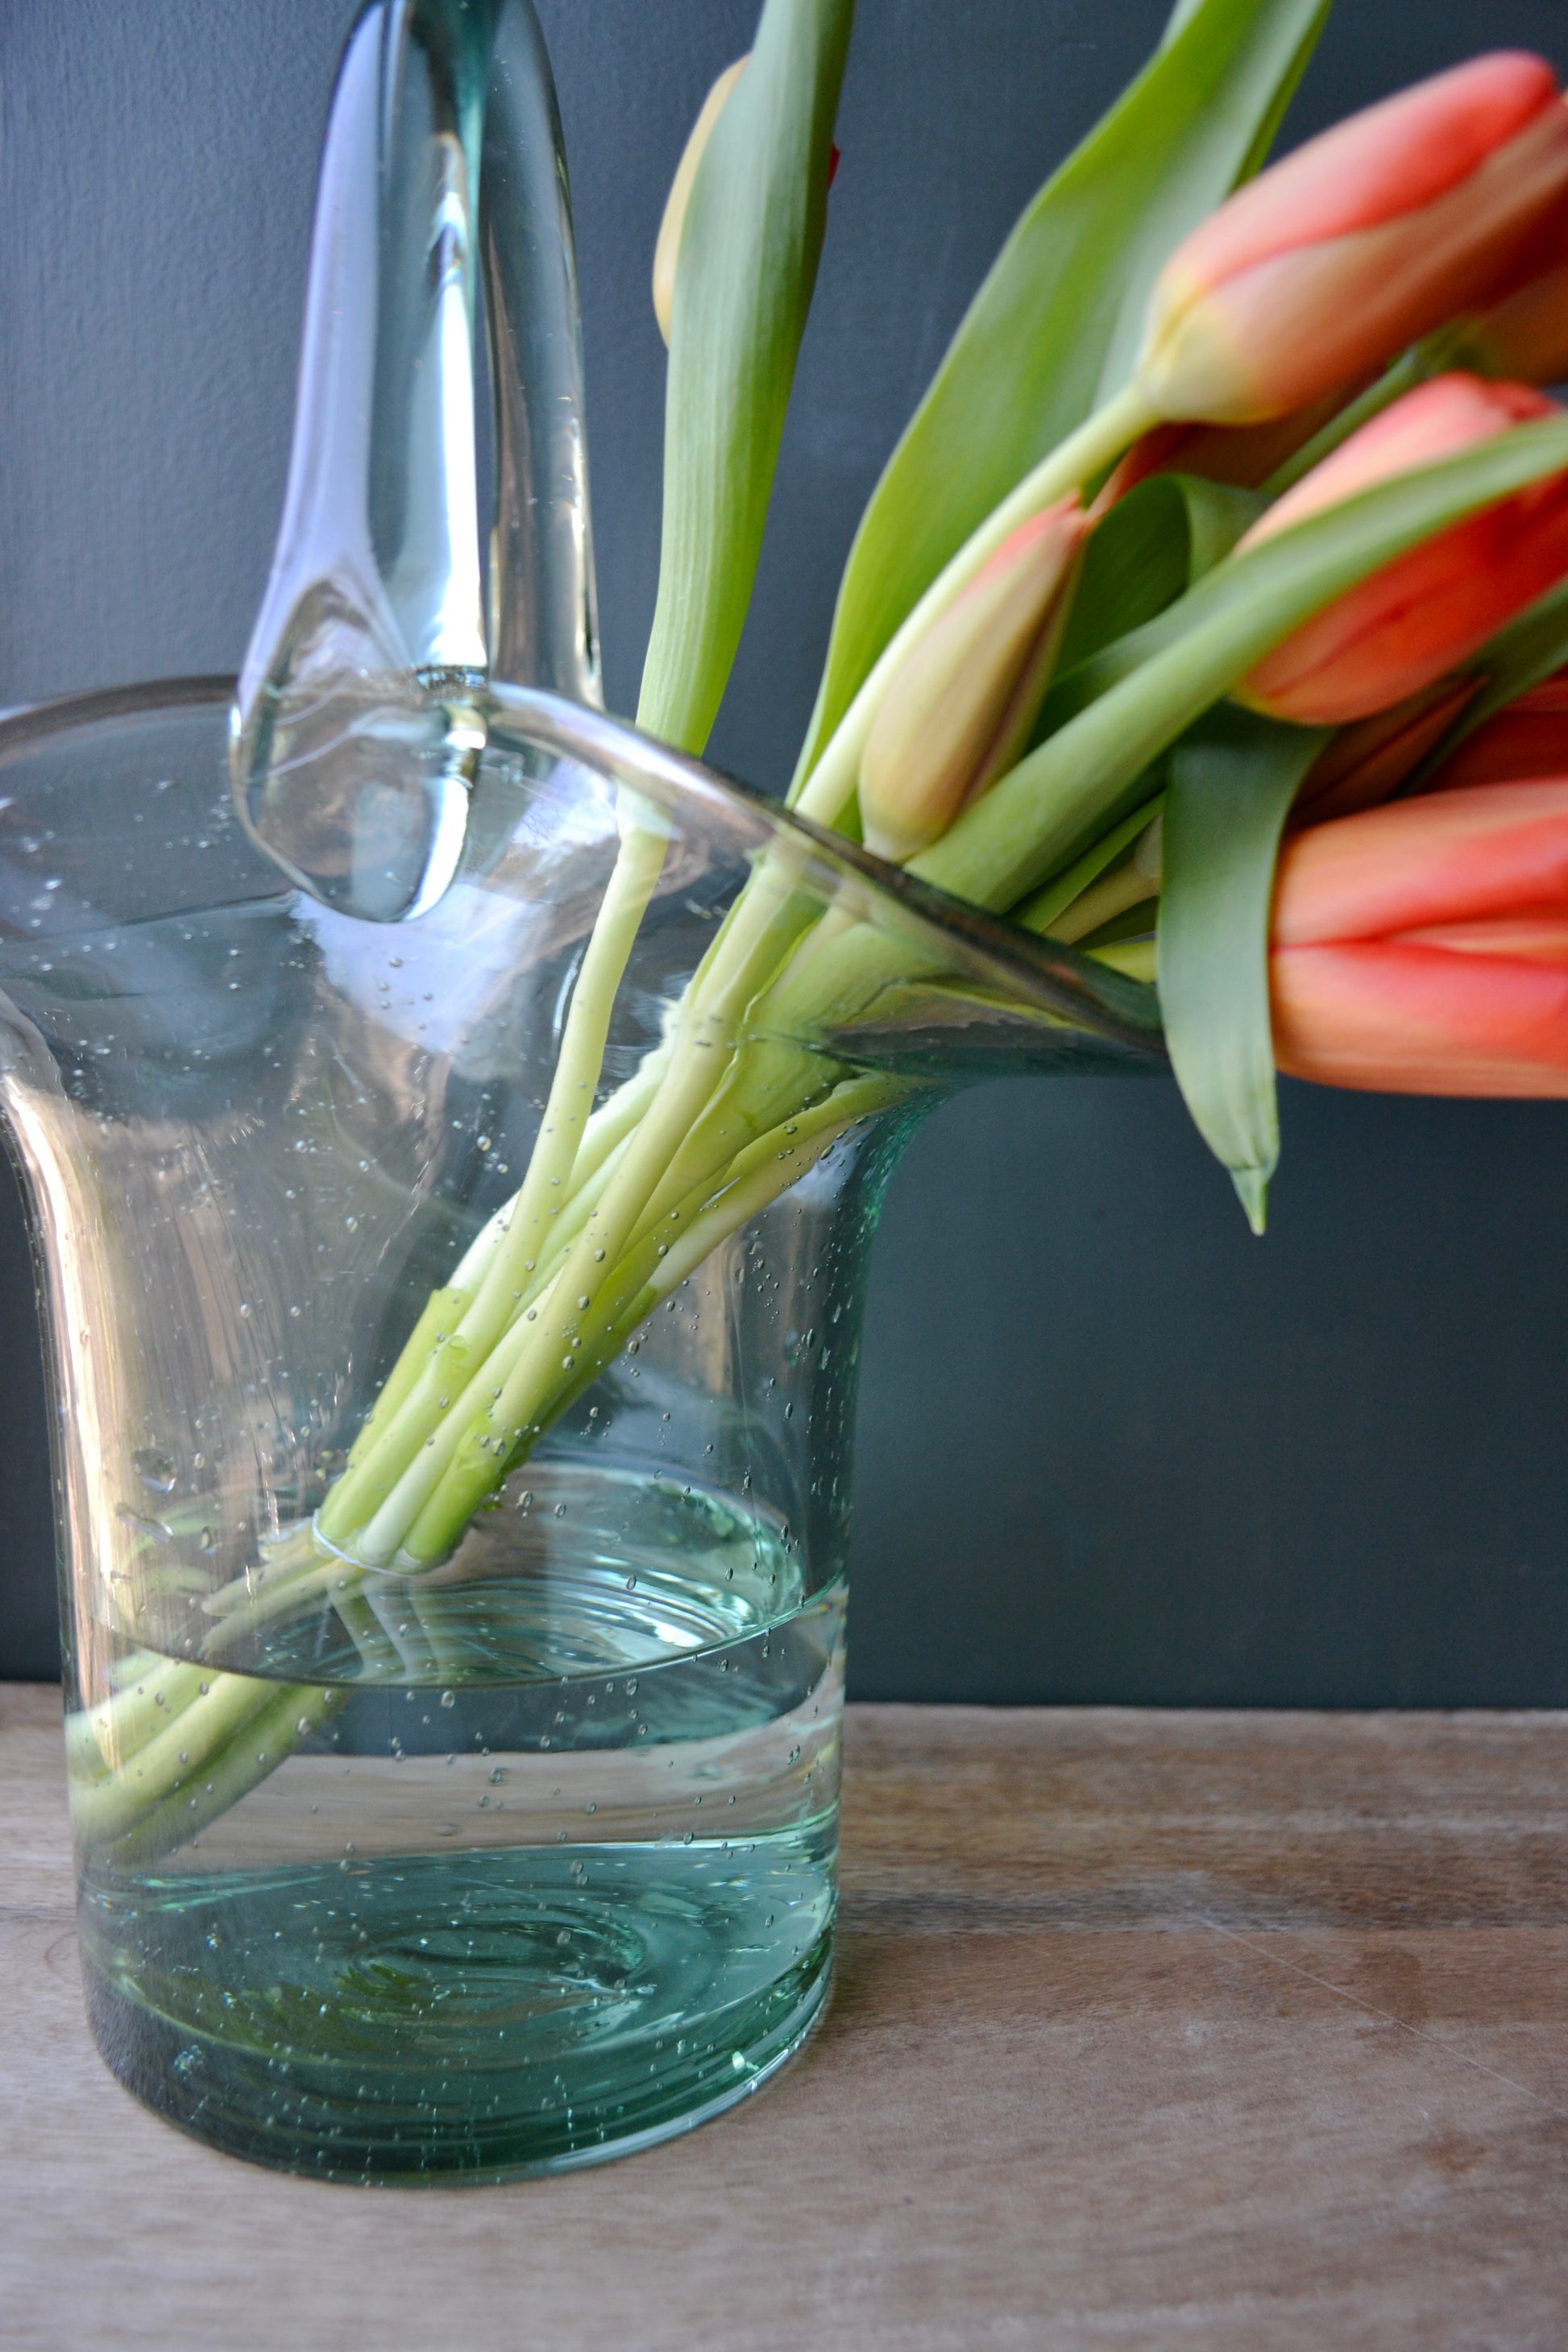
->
xmin=488 ymin=682 xmax=1166 ymax=1064
xmin=0 ymin=673 xmax=1166 ymax=1064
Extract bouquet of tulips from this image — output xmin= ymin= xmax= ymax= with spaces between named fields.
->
xmin=76 ymin=0 xmax=1568 ymax=1853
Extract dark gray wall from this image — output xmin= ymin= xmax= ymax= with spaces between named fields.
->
xmin=2 ymin=0 xmax=1566 ymax=1700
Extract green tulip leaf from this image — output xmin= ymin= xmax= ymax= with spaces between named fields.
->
xmin=1047 ymin=471 xmax=1265 ymax=722
xmin=638 ymin=0 xmax=854 ymax=754
xmin=1014 ymin=794 xmax=1166 ymax=936
xmin=1158 ymin=707 xmax=1327 ymax=1232
xmin=915 ymin=416 xmax=1568 ymax=912
xmin=787 ymin=0 xmax=1331 ymax=798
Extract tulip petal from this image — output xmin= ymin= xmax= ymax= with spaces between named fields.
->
xmin=1175 ymin=54 xmax=1558 ymax=288
xmin=1236 ymin=374 xmax=1568 ymax=735
xmin=1143 ymin=82 xmax=1568 ymax=421
xmin=1243 ymin=375 xmax=1556 ymax=544
xmin=1272 ymin=778 xmax=1568 ymax=944
xmin=1273 ymin=939 xmax=1568 ymax=1093
xmin=1394 ymin=913 xmax=1568 ymax=964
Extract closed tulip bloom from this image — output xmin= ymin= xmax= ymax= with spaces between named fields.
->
xmin=1271 ymin=779 xmax=1568 ymax=1092
xmin=1423 ymin=672 xmax=1568 ymax=791
xmin=1137 ymin=55 xmax=1568 ymax=426
xmin=1236 ymin=374 xmax=1568 ymax=725
xmin=653 ymin=56 xmax=748 ymax=345
xmin=859 ymin=500 xmax=1087 ymax=863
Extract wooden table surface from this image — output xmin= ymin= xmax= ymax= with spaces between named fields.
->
xmin=4 ymin=1685 xmax=1568 ymax=2350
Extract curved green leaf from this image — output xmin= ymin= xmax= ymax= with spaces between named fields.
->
xmin=787 ymin=0 xmax=1330 ymax=797
xmin=1046 ymin=471 xmax=1264 ymax=722
xmin=1158 ymin=708 xmax=1326 ymax=1232
xmin=638 ymin=0 xmax=854 ymax=754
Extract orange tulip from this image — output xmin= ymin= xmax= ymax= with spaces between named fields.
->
xmin=1421 ymin=672 xmax=1568 ymax=791
xmin=1136 ymin=55 xmax=1568 ymax=426
xmin=1271 ymin=778 xmax=1568 ymax=1093
xmin=1236 ymin=374 xmax=1568 ymax=725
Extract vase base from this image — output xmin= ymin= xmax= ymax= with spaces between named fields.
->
xmin=80 ymin=1843 xmax=835 ymax=2184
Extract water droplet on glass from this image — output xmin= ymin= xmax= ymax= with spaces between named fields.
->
xmin=131 ymin=1447 xmax=177 ymax=1495
xmin=439 ymin=1689 xmax=456 ymax=1709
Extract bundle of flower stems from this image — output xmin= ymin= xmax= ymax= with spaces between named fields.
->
xmin=75 ymin=1 xmax=1568 ymax=1854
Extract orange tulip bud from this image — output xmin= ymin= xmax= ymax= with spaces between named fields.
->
xmin=1271 ymin=778 xmax=1568 ymax=1092
xmin=1235 ymin=374 xmax=1568 ymax=725
xmin=653 ymin=56 xmax=748 ymax=345
xmin=1138 ymin=55 xmax=1568 ymax=426
xmin=859 ymin=501 xmax=1087 ymax=863
xmin=1422 ymin=671 xmax=1568 ymax=791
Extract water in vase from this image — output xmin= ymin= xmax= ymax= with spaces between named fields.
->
xmin=73 ymin=1462 xmax=844 ymax=2181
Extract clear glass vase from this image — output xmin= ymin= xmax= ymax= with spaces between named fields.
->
xmin=0 ymin=676 xmax=1159 ymax=2180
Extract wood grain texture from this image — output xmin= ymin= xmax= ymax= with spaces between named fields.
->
xmin=4 ymin=1685 xmax=1568 ymax=2351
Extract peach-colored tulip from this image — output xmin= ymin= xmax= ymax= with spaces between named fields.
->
xmin=1236 ymin=374 xmax=1568 ymax=725
xmin=1271 ymin=778 xmax=1568 ymax=1092
xmin=1137 ymin=55 xmax=1568 ymax=425
xmin=1421 ymin=673 xmax=1568 ymax=792
xmin=859 ymin=500 xmax=1087 ymax=863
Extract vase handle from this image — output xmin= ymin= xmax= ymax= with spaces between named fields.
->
xmin=230 ymin=0 xmax=599 ymax=923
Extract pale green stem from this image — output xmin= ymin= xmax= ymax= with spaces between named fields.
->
xmin=398 ymin=1075 xmax=902 ymax=1564
xmin=90 ymin=1683 xmax=345 ymax=1867
xmin=68 ymin=1669 xmax=280 ymax=1847
xmin=353 ymin=1276 xmax=561 ymax=1564
xmin=460 ymin=815 xmax=669 ymax=1330
xmin=442 ymin=1044 xmax=670 ymax=1297
xmin=342 ymin=1287 xmax=470 ymax=1473
xmin=641 ymin=1074 xmax=902 ymax=1300
xmin=320 ymin=829 xmax=668 ymax=1542
xmin=330 ymin=1586 xmax=409 ymax=1677
xmin=67 ymin=1654 xmax=209 ymax=1779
